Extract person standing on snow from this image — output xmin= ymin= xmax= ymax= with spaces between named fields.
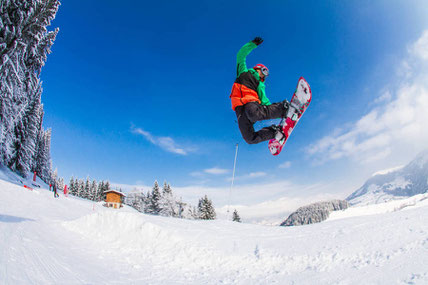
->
xmin=53 ymin=183 xmax=59 ymax=198
xmin=230 ymin=37 xmax=289 ymax=144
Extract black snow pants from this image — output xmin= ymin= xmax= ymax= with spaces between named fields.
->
xmin=235 ymin=101 xmax=287 ymax=144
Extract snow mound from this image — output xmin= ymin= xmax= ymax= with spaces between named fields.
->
xmin=64 ymin=212 xmax=183 ymax=252
xmin=64 ymin=212 xmax=249 ymax=277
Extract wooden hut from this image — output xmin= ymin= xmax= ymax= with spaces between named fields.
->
xmin=104 ymin=190 xmax=126 ymax=209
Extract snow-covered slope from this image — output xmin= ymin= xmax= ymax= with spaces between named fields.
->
xmin=347 ymin=150 xmax=428 ymax=205
xmin=1 ymin=170 xmax=428 ymax=284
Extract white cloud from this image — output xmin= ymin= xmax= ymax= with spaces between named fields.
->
xmin=307 ymin=30 xmax=428 ymax=166
xmin=247 ymin=172 xmax=267 ymax=178
xmin=279 ymin=161 xmax=291 ymax=169
xmin=226 ymin=171 xmax=268 ymax=182
xmin=132 ymin=127 xmax=195 ymax=155
xmin=409 ymin=30 xmax=428 ymax=60
xmin=373 ymin=90 xmax=392 ymax=104
xmin=204 ymin=167 xmax=229 ymax=175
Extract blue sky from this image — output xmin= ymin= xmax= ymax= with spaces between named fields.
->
xmin=41 ymin=0 xmax=428 ymax=205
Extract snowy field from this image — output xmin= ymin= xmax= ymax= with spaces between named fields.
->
xmin=1 ymin=170 xmax=427 ymax=284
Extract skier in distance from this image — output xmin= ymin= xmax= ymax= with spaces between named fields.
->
xmin=230 ymin=37 xmax=289 ymax=144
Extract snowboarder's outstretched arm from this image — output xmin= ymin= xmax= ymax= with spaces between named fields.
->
xmin=236 ymin=37 xmax=263 ymax=77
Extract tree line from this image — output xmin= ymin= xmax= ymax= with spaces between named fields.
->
xmin=125 ymin=181 xmax=218 ymax=220
xmin=56 ymin=175 xmax=242 ymax=222
xmin=0 ymin=0 xmax=60 ymax=184
xmin=67 ymin=177 xmax=111 ymax=202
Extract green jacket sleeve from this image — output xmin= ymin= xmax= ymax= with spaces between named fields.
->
xmin=236 ymin=41 xmax=257 ymax=77
xmin=257 ymin=82 xmax=271 ymax=106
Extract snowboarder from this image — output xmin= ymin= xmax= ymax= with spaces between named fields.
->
xmin=230 ymin=37 xmax=289 ymax=144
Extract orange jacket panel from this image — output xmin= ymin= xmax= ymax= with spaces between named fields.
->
xmin=230 ymin=83 xmax=261 ymax=110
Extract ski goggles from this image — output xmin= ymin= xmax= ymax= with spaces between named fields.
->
xmin=260 ymin=67 xmax=269 ymax=76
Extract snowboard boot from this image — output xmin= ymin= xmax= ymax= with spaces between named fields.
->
xmin=282 ymin=99 xmax=290 ymax=116
xmin=270 ymin=124 xmax=286 ymax=142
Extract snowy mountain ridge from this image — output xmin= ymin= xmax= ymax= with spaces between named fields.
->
xmin=347 ymin=150 xmax=428 ymax=205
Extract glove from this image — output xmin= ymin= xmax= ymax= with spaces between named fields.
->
xmin=252 ymin=37 xmax=263 ymax=46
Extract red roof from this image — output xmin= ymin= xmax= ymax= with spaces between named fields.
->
xmin=103 ymin=190 xmax=126 ymax=197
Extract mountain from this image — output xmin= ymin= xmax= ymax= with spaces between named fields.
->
xmin=347 ymin=150 xmax=428 ymax=205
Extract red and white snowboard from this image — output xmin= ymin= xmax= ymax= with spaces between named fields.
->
xmin=268 ymin=77 xmax=312 ymax=156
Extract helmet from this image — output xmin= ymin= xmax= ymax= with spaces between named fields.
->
xmin=253 ymin=64 xmax=269 ymax=76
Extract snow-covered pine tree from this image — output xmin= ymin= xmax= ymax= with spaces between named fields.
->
xmin=33 ymin=128 xmax=52 ymax=184
xmin=232 ymin=209 xmax=241 ymax=222
xmin=144 ymin=191 xmax=151 ymax=213
xmin=7 ymin=118 xmax=28 ymax=176
xmin=147 ymin=181 xmax=161 ymax=215
xmin=125 ymin=189 xmax=144 ymax=212
xmin=90 ymin=179 xmax=97 ymax=201
xmin=101 ymin=181 xmax=110 ymax=201
xmin=138 ymin=191 xmax=148 ymax=212
xmin=32 ymin=128 xmax=45 ymax=177
xmin=69 ymin=177 xmax=76 ymax=196
xmin=77 ymin=179 xmax=84 ymax=198
xmin=104 ymin=181 xmax=110 ymax=191
xmin=0 ymin=0 xmax=59 ymax=175
xmin=162 ymin=181 xmax=172 ymax=195
xmin=186 ymin=206 xmax=200 ymax=220
xmin=51 ymin=168 xmax=58 ymax=186
xmin=57 ymin=177 xmax=64 ymax=193
xmin=31 ymin=104 xmax=44 ymax=172
xmin=7 ymin=89 xmax=40 ymax=176
xmin=198 ymin=195 xmax=216 ymax=220
xmin=83 ymin=177 xmax=90 ymax=199
xmin=96 ymin=181 xmax=104 ymax=201
xmin=160 ymin=181 xmax=177 ymax=217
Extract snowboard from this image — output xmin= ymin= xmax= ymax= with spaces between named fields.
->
xmin=268 ymin=77 xmax=312 ymax=156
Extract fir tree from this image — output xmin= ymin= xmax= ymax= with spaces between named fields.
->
xmin=31 ymin=105 xmax=44 ymax=172
xmin=162 ymin=181 xmax=172 ymax=195
xmin=232 ymin=209 xmax=241 ymax=222
xmin=51 ymin=168 xmax=58 ymax=187
xmin=0 ymin=0 xmax=59 ymax=175
xmin=34 ymin=128 xmax=52 ymax=184
xmin=198 ymin=195 xmax=216 ymax=220
xmin=97 ymin=181 xmax=104 ymax=201
xmin=160 ymin=182 xmax=177 ymax=217
xmin=90 ymin=180 xmax=97 ymax=201
xmin=8 ymin=88 xmax=42 ymax=177
xmin=8 ymin=119 xmax=28 ymax=176
xmin=83 ymin=177 xmax=90 ymax=199
xmin=57 ymin=177 xmax=64 ymax=193
xmin=69 ymin=177 xmax=76 ymax=196
xmin=147 ymin=181 xmax=161 ymax=215
xmin=145 ymin=191 xmax=151 ymax=213
xmin=187 ymin=206 xmax=200 ymax=220
xmin=104 ymin=181 xmax=110 ymax=191
xmin=77 ymin=179 xmax=84 ymax=198
xmin=125 ymin=189 xmax=145 ymax=212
